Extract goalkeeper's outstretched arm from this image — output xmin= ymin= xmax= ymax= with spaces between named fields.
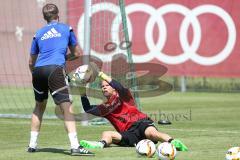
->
xmin=81 ymin=95 xmax=101 ymax=116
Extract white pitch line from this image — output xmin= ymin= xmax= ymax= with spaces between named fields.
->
xmin=163 ymin=128 xmax=240 ymax=134
xmin=0 ymin=119 xmax=239 ymax=134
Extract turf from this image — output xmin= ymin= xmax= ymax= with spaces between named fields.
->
xmin=0 ymin=92 xmax=239 ymax=160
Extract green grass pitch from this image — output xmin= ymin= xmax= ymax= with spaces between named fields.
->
xmin=0 ymin=92 xmax=239 ymax=160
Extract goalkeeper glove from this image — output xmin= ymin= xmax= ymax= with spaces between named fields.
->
xmin=98 ymin=72 xmax=109 ymax=80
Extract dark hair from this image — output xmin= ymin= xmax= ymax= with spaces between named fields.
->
xmin=42 ymin=3 xmax=59 ymax=23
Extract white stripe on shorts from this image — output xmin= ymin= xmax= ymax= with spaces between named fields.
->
xmin=33 ymin=87 xmax=44 ymax=94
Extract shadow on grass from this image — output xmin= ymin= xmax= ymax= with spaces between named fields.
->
xmin=37 ymin=148 xmax=69 ymax=155
xmin=107 ymin=145 xmax=134 ymax=148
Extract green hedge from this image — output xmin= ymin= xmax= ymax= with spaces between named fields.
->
xmin=163 ymin=77 xmax=240 ymax=92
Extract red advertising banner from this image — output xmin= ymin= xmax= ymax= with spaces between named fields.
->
xmin=68 ymin=0 xmax=240 ymax=77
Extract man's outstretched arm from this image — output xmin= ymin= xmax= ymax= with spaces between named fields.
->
xmin=81 ymin=95 xmax=101 ymax=116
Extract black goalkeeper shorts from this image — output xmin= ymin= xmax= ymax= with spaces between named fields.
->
xmin=32 ymin=65 xmax=71 ymax=105
xmin=118 ymin=118 xmax=157 ymax=147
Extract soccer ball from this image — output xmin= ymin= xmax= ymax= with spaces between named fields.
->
xmin=157 ymin=142 xmax=177 ymax=160
xmin=136 ymin=139 xmax=156 ymax=157
xmin=225 ymin=147 xmax=240 ymax=160
xmin=71 ymin=64 xmax=94 ymax=83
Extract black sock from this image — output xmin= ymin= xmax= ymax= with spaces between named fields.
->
xmin=99 ymin=140 xmax=107 ymax=148
xmin=168 ymin=138 xmax=174 ymax=143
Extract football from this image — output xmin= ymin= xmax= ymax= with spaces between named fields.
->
xmin=136 ymin=139 xmax=156 ymax=158
xmin=157 ymin=142 xmax=177 ymax=160
xmin=71 ymin=64 xmax=94 ymax=83
xmin=225 ymin=147 xmax=240 ymax=160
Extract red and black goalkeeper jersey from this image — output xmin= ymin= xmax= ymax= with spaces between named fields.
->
xmin=81 ymin=79 xmax=148 ymax=132
xmin=97 ymin=89 xmax=147 ymax=132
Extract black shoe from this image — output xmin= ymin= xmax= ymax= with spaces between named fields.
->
xmin=27 ymin=146 xmax=36 ymax=153
xmin=70 ymin=146 xmax=94 ymax=156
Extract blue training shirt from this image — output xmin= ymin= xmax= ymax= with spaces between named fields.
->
xmin=30 ymin=22 xmax=77 ymax=67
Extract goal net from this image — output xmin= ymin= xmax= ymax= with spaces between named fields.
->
xmin=0 ymin=0 xmax=140 ymax=119
xmin=67 ymin=0 xmax=141 ymax=124
xmin=0 ymin=0 xmax=67 ymax=118
xmin=68 ymin=0 xmax=141 ymax=111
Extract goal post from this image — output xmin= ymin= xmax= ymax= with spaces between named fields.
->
xmin=118 ymin=0 xmax=141 ymax=110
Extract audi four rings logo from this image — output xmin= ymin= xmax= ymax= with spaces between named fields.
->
xmin=77 ymin=3 xmax=236 ymax=65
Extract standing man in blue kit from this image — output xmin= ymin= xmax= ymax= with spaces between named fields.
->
xmin=27 ymin=3 xmax=94 ymax=156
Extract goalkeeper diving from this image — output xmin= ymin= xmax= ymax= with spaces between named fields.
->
xmin=77 ymin=63 xmax=188 ymax=151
